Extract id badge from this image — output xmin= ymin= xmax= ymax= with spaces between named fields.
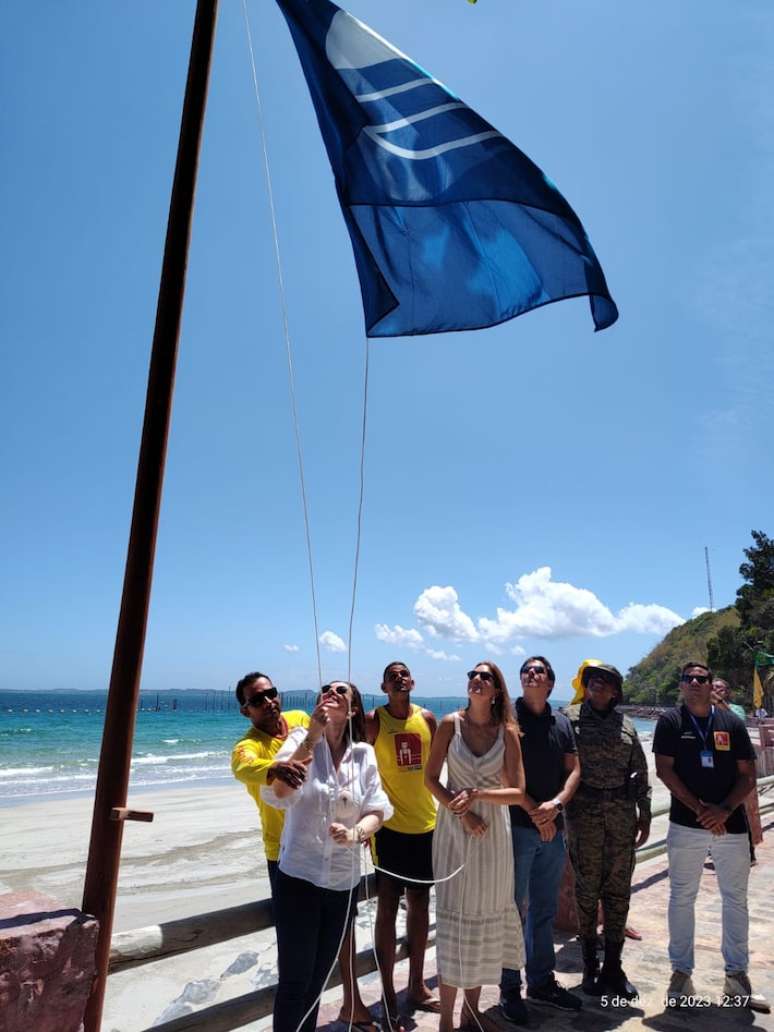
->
xmin=700 ymin=749 xmax=714 ymax=769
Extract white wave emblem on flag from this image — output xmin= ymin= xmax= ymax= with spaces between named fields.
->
xmin=325 ymin=10 xmax=502 ymax=161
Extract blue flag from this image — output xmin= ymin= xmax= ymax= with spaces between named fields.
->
xmin=276 ymin=0 xmax=618 ymax=336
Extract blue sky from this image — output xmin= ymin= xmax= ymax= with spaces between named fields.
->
xmin=2 ymin=0 xmax=773 ymax=698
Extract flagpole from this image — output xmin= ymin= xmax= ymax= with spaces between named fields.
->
xmin=81 ymin=3 xmax=219 ymax=1029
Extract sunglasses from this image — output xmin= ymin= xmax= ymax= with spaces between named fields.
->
xmin=386 ymin=669 xmax=410 ymax=682
xmin=245 ymin=686 xmax=278 ymax=707
xmin=467 ymin=670 xmax=494 ymax=683
xmin=521 ymin=665 xmax=546 ymax=677
xmin=680 ymin=673 xmax=710 ymax=685
xmin=321 ymin=684 xmax=349 ymax=696
xmin=586 ymin=672 xmax=618 ymax=688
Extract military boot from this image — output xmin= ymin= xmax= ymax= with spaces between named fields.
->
xmin=596 ymin=939 xmax=638 ymax=1001
xmin=580 ymin=937 xmax=600 ymax=995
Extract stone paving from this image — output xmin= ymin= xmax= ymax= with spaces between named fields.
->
xmin=317 ymin=816 xmax=774 ymax=1032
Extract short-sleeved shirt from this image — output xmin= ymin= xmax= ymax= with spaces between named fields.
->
xmin=653 ymin=704 xmax=756 ymax=834
xmin=509 ymin=699 xmax=576 ymax=830
xmin=231 ymin=710 xmax=310 ymax=861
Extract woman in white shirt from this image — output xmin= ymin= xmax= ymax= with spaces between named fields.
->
xmin=263 ymin=681 xmax=393 ymax=1032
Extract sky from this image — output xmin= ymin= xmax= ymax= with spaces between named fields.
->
xmin=2 ymin=0 xmax=773 ymax=699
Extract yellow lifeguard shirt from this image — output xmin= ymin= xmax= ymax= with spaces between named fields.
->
xmin=231 ymin=710 xmax=310 ymax=861
xmin=374 ymin=704 xmax=436 ymax=834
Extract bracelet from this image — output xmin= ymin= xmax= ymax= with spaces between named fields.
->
xmin=355 ymin=823 xmax=367 ymax=844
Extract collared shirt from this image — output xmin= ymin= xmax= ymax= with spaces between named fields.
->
xmin=262 ymin=726 xmax=393 ymax=890
xmin=231 ymin=710 xmax=310 ymax=861
xmin=653 ymin=704 xmax=756 ymax=833
xmin=510 ymin=698 xmax=575 ymax=829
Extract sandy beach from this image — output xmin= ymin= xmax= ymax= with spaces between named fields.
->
xmin=2 ymin=755 xmax=676 ymax=1031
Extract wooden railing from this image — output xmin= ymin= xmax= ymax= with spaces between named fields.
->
xmin=111 ymin=775 xmax=774 ymax=1032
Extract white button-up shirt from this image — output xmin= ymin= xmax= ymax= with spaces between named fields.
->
xmin=261 ymin=726 xmax=393 ymax=891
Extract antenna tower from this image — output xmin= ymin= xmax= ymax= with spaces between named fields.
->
xmin=704 ymin=546 xmax=715 ymax=612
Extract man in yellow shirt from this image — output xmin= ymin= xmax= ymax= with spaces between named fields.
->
xmin=367 ymin=661 xmax=439 ymax=1023
xmin=231 ymin=671 xmax=310 ymax=892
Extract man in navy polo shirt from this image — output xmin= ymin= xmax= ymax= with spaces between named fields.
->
xmin=499 ymin=656 xmax=582 ymax=1024
xmin=654 ymin=661 xmax=769 ymax=1012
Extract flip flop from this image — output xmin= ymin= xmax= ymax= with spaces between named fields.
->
xmin=408 ymin=996 xmax=441 ymax=1013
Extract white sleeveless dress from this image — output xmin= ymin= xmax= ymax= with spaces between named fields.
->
xmin=433 ymin=714 xmax=524 ymax=988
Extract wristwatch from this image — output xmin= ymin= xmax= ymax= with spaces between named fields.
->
xmin=552 ymin=798 xmax=564 ymax=813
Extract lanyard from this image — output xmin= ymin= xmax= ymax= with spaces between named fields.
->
xmin=687 ymin=705 xmax=715 ymax=750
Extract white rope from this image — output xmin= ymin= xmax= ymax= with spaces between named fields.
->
xmin=346 ymin=336 xmax=370 ymax=683
xmin=241 ymin=0 xmax=322 ymax=686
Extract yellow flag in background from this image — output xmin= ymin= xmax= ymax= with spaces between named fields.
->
xmin=753 ymin=666 xmax=764 ymax=710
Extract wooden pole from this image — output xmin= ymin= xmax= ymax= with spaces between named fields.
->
xmin=82 ymin=3 xmax=219 ymax=1028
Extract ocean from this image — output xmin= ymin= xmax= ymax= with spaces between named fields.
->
xmin=0 ymin=689 xmax=654 ymax=805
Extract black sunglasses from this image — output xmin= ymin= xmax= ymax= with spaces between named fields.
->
xmin=245 ymin=686 xmax=278 ymax=707
xmin=467 ymin=670 xmax=494 ymax=683
xmin=321 ymin=684 xmax=349 ymax=696
xmin=680 ymin=673 xmax=710 ymax=685
xmin=521 ymin=664 xmax=546 ymax=677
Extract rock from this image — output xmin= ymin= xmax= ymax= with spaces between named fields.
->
xmin=152 ymin=1000 xmax=193 ymax=1024
xmin=221 ymin=951 xmax=258 ymax=977
xmin=0 ymin=891 xmax=98 ymax=1032
xmin=178 ymin=978 xmax=219 ymax=1005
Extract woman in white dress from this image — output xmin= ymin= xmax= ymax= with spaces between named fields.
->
xmin=425 ymin=662 xmax=526 ymax=1032
xmin=263 ymin=682 xmax=392 ymax=1032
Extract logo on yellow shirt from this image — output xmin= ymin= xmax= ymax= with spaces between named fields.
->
xmin=713 ymin=730 xmax=730 ymax=751
xmin=394 ymin=732 xmax=422 ymax=770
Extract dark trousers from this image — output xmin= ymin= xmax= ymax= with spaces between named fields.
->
xmin=273 ymin=868 xmax=353 ymax=1032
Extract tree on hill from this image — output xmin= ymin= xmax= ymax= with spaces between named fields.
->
xmin=624 ymin=608 xmax=738 ymax=705
xmin=707 ymin=530 xmax=774 ymax=710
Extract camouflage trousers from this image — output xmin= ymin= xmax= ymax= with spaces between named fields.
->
xmin=566 ymin=798 xmax=637 ymax=942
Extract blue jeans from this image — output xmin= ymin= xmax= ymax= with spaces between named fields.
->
xmin=501 ymin=825 xmax=566 ymax=994
xmin=666 ymin=822 xmax=750 ymax=975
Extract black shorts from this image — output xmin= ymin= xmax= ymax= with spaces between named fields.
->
xmin=373 ymin=826 xmax=434 ymax=892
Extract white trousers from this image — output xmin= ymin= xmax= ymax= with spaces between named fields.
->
xmin=666 ymin=821 xmax=750 ymax=975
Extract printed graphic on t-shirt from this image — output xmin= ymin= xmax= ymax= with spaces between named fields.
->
xmin=714 ymin=730 xmax=731 ymax=751
xmin=394 ymin=732 xmax=422 ymax=770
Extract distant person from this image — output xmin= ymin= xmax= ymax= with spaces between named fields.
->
xmin=654 ymin=662 xmax=769 ymax=1012
xmin=366 ymin=662 xmax=438 ymax=1025
xmin=712 ymin=678 xmax=746 ymax=721
xmin=755 ymin=706 xmax=768 ymax=719
xmin=565 ymin=660 xmax=651 ymax=1002
xmin=499 ymin=656 xmax=582 ymax=1023
xmin=426 ymin=663 xmax=526 ymax=1032
xmin=262 ymin=681 xmax=392 ymax=1032
xmin=231 ymin=673 xmax=373 ymax=1028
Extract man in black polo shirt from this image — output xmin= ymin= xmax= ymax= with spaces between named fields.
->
xmin=654 ymin=661 xmax=768 ymax=1012
xmin=499 ymin=656 xmax=582 ymax=1024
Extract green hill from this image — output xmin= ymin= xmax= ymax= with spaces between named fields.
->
xmin=624 ymin=607 xmax=740 ymax=704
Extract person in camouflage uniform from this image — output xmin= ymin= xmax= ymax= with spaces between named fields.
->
xmin=565 ymin=660 xmax=651 ymax=1002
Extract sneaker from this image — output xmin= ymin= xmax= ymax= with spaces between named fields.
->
xmin=527 ymin=976 xmax=583 ymax=1011
xmin=723 ymin=971 xmax=771 ymax=1013
xmin=499 ymin=992 xmax=529 ymax=1025
xmin=665 ymin=970 xmax=696 ymax=1007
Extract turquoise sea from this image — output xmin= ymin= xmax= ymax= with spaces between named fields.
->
xmin=0 ymin=690 xmax=654 ymax=805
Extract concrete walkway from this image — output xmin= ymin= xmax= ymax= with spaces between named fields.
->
xmin=317 ymin=816 xmax=774 ymax=1031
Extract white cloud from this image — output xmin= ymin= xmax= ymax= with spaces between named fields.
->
xmin=414 ymin=586 xmax=479 ymax=643
xmin=476 ymin=567 xmax=684 ymax=643
xmin=282 ymin=643 xmax=300 ymax=653
xmin=426 ymin=648 xmax=462 ymax=662
xmin=691 ymin=606 xmax=711 ymax=618
xmin=319 ymin=630 xmax=346 ymax=653
xmin=374 ymin=624 xmax=424 ymax=649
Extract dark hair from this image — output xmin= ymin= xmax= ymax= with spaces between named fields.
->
xmin=519 ymin=655 xmax=556 ymax=688
xmin=382 ymin=661 xmax=410 ymax=683
xmin=235 ymin=671 xmax=271 ymax=706
xmin=681 ymin=661 xmax=712 ymax=679
xmin=316 ymin=682 xmax=367 ymax=745
xmin=466 ymin=661 xmax=517 ymax=728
